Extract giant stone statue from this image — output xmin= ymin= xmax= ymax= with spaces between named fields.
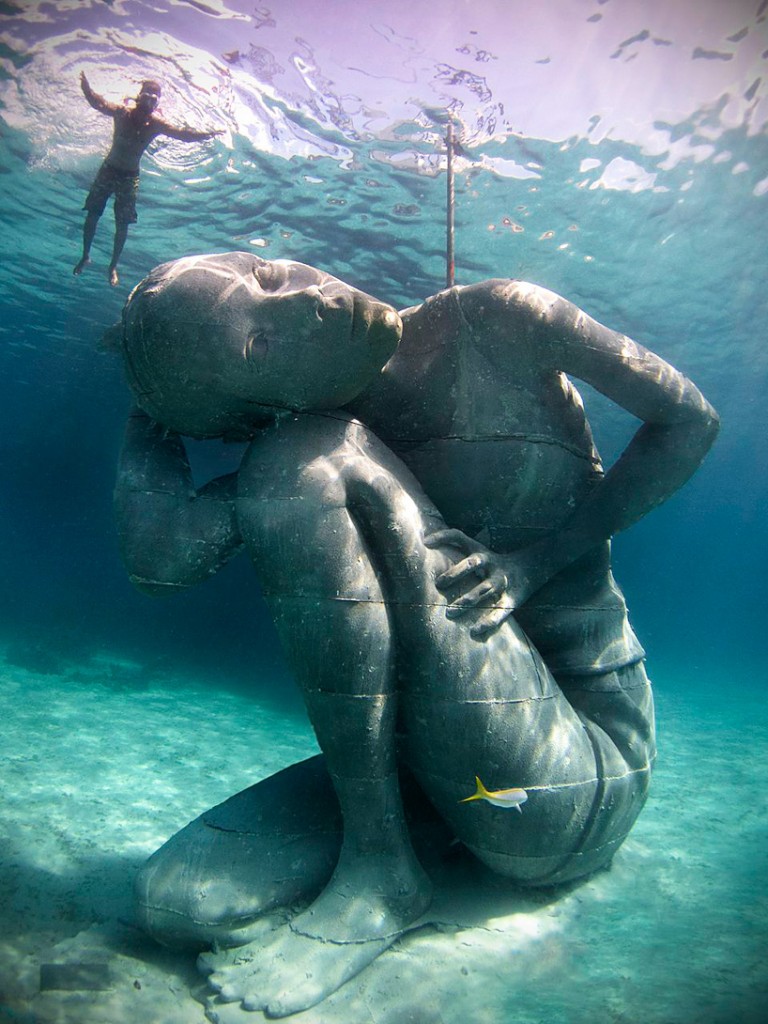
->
xmin=111 ymin=252 xmax=719 ymax=1017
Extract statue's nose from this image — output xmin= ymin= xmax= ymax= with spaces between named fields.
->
xmin=367 ymin=304 xmax=402 ymax=353
xmin=317 ymin=283 xmax=401 ymax=360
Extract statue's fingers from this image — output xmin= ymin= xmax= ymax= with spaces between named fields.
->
xmin=456 ymin=568 xmax=508 ymax=602
xmin=435 ymin=553 xmax=487 ymax=590
xmin=444 ymin=576 xmax=499 ymax=616
xmin=424 ymin=528 xmax=478 ymax=553
xmin=469 ymin=603 xmax=513 ymax=639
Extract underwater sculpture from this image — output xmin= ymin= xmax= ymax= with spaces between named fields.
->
xmin=113 ymin=252 xmax=718 ymax=1017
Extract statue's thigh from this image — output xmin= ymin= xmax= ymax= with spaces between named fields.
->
xmin=134 ymin=754 xmax=452 ymax=951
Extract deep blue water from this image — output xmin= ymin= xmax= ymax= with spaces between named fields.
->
xmin=0 ymin=1 xmax=767 ymax=1021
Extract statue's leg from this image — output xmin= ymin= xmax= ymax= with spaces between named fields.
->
xmin=545 ymin=659 xmax=656 ymax=876
xmin=201 ymin=413 xmax=444 ymax=1016
xmin=200 ymin=411 xmax=652 ymax=1014
xmin=134 ymin=755 xmax=445 ymax=951
xmin=332 ymin=435 xmax=655 ymax=887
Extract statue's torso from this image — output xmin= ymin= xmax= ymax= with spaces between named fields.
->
xmin=348 ymin=289 xmax=603 ymax=552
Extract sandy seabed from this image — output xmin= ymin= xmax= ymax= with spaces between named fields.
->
xmin=0 ymin=650 xmax=766 ymax=1024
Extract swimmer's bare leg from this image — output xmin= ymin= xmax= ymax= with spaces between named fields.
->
xmin=201 ymin=414 xmax=435 ymax=1016
xmin=108 ymin=221 xmax=129 ymax=286
xmin=73 ymin=210 xmax=99 ymax=275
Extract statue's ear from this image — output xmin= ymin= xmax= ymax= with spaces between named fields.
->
xmin=98 ymin=321 xmax=123 ymax=353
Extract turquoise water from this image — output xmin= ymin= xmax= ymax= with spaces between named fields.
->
xmin=1 ymin=1 xmax=767 ymax=1022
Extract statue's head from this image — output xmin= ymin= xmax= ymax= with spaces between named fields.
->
xmin=117 ymin=252 xmax=402 ymax=438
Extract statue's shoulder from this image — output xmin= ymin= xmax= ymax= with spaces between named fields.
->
xmin=397 ymin=281 xmax=592 ymax=380
xmin=403 ymin=280 xmax=569 ymax=326
xmin=458 ymin=279 xmax=566 ymax=318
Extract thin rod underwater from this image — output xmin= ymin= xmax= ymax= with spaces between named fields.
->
xmin=446 ymin=117 xmax=455 ymax=288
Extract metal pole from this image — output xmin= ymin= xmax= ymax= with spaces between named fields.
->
xmin=446 ymin=118 xmax=455 ymax=288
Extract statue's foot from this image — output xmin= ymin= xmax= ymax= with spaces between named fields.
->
xmin=199 ymin=852 xmax=432 ymax=1017
xmin=108 ymin=265 xmax=119 ymax=286
xmin=73 ymin=256 xmax=90 ymax=276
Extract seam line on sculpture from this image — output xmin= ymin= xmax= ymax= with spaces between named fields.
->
xmin=201 ymin=822 xmax=341 ymax=837
xmin=469 ymin=829 xmax=633 ymax=862
xmin=268 ymin=596 xmax=518 ymax=610
xmin=418 ymin=761 xmax=651 ymax=792
xmin=268 ymin=594 xmax=638 ymax=614
xmin=381 ymin=432 xmax=598 ymax=461
xmin=405 ymin=693 xmax=558 ymax=706
xmin=418 ymin=767 xmax=582 ymax=792
xmin=288 ymin=921 xmax=401 ymax=944
xmin=129 ymin=487 xmax=192 ymax=496
xmin=137 ymin=902 xmax=272 ymax=927
xmin=303 ymin=689 xmax=391 ymax=699
xmin=523 ymin=602 xmax=631 ymax=611
xmin=129 ymin=576 xmax=188 ymax=589
xmin=559 ymin=688 xmax=651 ymax=700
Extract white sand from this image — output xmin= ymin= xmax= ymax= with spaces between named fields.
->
xmin=1 ymin=654 xmax=765 ymax=1024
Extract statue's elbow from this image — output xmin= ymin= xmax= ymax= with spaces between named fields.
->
xmin=119 ymin=537 xmax=196 ymax=597
xmin=692 ymin=400 xmax=720 ymax=462
xmin=705 ymin=403 xmax=721 ymax=444
xmin=675 ymin=395 xmax=720 ymax=464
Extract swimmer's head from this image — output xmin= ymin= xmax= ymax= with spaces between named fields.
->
xmin=136 ymin=80 xmax=161 ymax=111
xmin=119 ymin=252 xmax=401 ymax=439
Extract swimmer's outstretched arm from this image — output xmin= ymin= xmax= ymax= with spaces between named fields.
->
xmin=153 ymin=120 xmax=222 ymax=143
xmin=437 ymin=281 xmax=720 ymax=629
xmin=79 ymin=71 xmax=121 ymax=116
xmin=114 ymin=407 xmax=244 ymax=596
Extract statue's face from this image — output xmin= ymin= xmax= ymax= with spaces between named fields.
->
xmin=120 ymin=253 xmax=402 ymax=438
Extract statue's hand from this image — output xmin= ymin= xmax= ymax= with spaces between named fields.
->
xmin=423 ymin=529 xmax=513 ymax=639
xmin=425 ymin=529 xmax=560 ymax=640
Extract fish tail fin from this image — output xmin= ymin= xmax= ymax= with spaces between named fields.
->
xmin=459 ymin=775 xmax=488 ymax=803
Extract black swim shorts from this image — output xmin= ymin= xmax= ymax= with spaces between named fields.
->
xmin=84 ymin=161 xmax=140 ymax=224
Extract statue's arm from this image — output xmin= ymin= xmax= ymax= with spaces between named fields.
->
xmin=114 ymin=408 xmax=244 ymax=596
xmin=533 ymin=286 xmax=718 ymax=554
xmin=434 ymin=281 xmax=719 ymax=631
xmin=498 ymin=284 xmax=718 ymax=602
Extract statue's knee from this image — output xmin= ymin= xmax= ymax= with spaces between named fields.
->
xmin=239 ymin=412 xmax=361 ymax=509
xmin=134 ymin=843 xmax=213 ymax=950
xmin=133 ymin=823 xmax=249 ymax=950
xmin=250 ymin=411 xmax=358 ymax=467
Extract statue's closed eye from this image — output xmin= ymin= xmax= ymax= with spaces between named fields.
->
xmin=245 ymin=332 xmax=269 ymax=365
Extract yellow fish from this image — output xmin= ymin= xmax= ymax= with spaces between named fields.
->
xmin=460 ymin=776 xmax=528 ymax=812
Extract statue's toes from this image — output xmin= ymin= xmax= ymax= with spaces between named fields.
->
xmin=242 ymin=990 xmax=274 ymax=1013
xmin=264 ymin=994 xmax=303 ymax=1017
xmin=217 ymin=980 xmax=253 ymax=1004
xmin=196 ymin=950 xmax=219 ymax=976
xmin=206 ymin=973 xmax=229 ymax=996
xmin=205 ymin=968 xmax=247 ymax=1000
xmin=261 ymin=978 xmax=324 ymax=1019
xmin=204 ymin=960 xmax=273 ymax=1008
xmin=197 ymin=945 xmax=251 ymax=977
